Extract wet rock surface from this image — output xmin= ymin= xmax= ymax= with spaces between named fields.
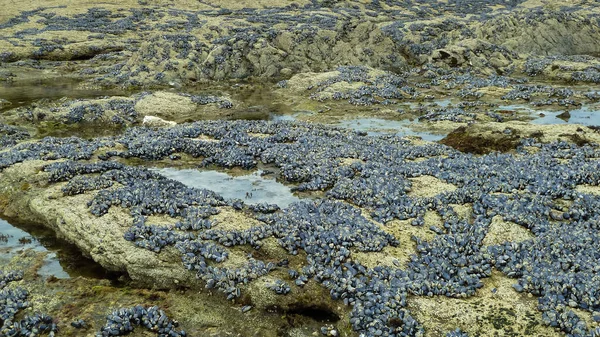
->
xmin=0 ymin=0 xmax=599 ymax=88
xmin=1 ymin=1 xmax=600 ymax=337
xmin=0 ymin=120 xmax=598 ymax=336
xmin=0 ymin=91 xmax=233 ymax=132
xmin=0 ymin=250 xmax=311 ymax=337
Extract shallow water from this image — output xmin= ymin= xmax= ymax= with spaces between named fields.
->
xmin=335 ymin=118 xmax=446 ymax=141
xmin=0 ymin=78 xmax=125 ymax=112
xmin=531 ymin=105 xmax=600 ymax=126
xmin=0 ymin=218 xmax=112 ymax=279
xmin=0 ymin=80 xmax=289 ymax=123
xmin=155 ymin=168 xmax=301 ymax=208
xmin=406 ymin=98 xmax=453 ymax=109
xmin=270 ymin=112 xmax=446 ymax=141
xmin=497 ymin=104 xmax=600 ymax=126
xmin=270 ymin=110 xmax=315 ymax=122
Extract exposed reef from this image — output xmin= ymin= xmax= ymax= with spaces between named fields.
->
xmin=0 ymin=0 xmax=599 ymax=88
xmin=0 ymin=120 xmax=599 ymax=336
xmin=1 ymin=1 xmax=600 ymax=336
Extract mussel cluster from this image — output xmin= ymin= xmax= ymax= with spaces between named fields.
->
xmin=96 ymin=305 xmax=186 ymax=337
xmin=3 ymin=120 xmax=600 ymax=336
xmin=0 ymin=270 xmax=58 ymax=337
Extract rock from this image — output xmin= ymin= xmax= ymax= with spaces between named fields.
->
xmin=142 ymin=115 xmax=177 ymax=127
xmin=135 ymin=91 xmax=233 ymax=122
xmin=489 ymin=53 xmax=511 ymax=69
xmin=0 ymin=98 xmax=11 ymax=108
xmin=556 ymin=111 xmax=571 ymax=122
xmin=479 ymin=8 xmax=600 ymax=57
xmin=0 ymin=71 xmax=15 ymax=82
xmin=432 ymin=48 xmax=466 ymax=67
xmin=0 ymin=0 xmax=598 ymax=87
xmin=0 ymin=160 xmax=194 ymax=289
xmin=135 ymin=92 xmax=197 ymax=120
xmin=280 ymin=68 xmax=293 ymax=77
xmin=440 ymin=122 xmax=600 ymax=153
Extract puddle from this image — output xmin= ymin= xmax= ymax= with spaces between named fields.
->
xmin=496 ymin=104 xmax=537 ymax=113
xmin=0 ymin=79 xmax=289 ymax=122
xmin=0 ymin=78 xmax=126 ymax=112
xmin=155 ymin=168 xmax=301 ymax=208
xmin=530 ymin=111 xmax=571 ymax=125
xmin=497 ymin=104 xmax=600 ymax=126
xmin=270 ymin=114 xmax=297 ymax=122
xmin=0 ymin=218 xmax=113 ymax=279
xmin=334 ymin=118 xmax=446 ymax=141
xmin=570 ymin=106 xmax=600 ymax=125
xmin=269 ymin=110 xmax=315 ymax=122
xmin=531 ymin=105 xmax=600 ymax=126
xmin=269 ymin=113 xmax=445 ymax=141
xmin=406 ymin=98 xmax=453 ymax=109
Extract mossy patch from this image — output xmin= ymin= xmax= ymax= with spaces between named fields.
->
xmin=559 ymin=133 xmax=590 ymax=146
xmin=530 ymin=130 xmax=544 ymax=139
xmin=5 ymin=249 xmax=351 ymax=337
xmin=440 ymin=126 xmax=521 ymax=154
xmin=35 ymin=121 xmax=126 ymax=139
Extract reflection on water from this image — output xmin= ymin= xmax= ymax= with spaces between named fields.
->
xmin=335 ymin=118 xmax=446 ymax=141
xmin=0 ymin=219 xmax=67 ymax=278
xmin=531 ymin=106 xmax=600 ymax=126
xmin=5 ymin=78 xmax=598 ymax=147
xmin=155 ymin=168 xmax=301 ymax=208
xmin=497 ymin=104 xmax=600 ymax=126
xmin=496 ymin=104 xmax=537 ymax=114
xmin=270 ymin=113 xmax=446 ymax=141
xmin=0 ymin=78 xmax=125 ymax=112
xmin=270 ymin=110 xmax=315 ymax=122
xmin=406 ymin=98 xmax=453 ymax=109
xmin=0 ymin=218 xmax=112 ymax=279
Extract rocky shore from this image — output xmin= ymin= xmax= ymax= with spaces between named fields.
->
xmin=1 ymin=1 xmax=600 ymax=337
